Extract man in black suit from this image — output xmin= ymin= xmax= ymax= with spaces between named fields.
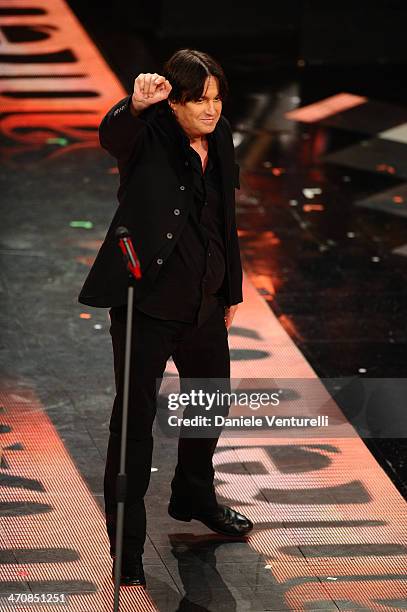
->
xmin=78 ymin=49 xmax=253 ymax=587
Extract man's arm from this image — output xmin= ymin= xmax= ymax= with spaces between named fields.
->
xmin=99 ymin=73 xmax=172 ymax=162
xmin=224 ymin=159 xmax=243 ymax=329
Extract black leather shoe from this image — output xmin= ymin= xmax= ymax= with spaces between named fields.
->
xmin=111 ymin=555 xmax=146 ymax=587
xmin=168 ymin=502 xmax=253 ymax=537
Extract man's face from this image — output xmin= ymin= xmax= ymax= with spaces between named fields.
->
xmin=170 ymin=75 xmax=222 ymax=140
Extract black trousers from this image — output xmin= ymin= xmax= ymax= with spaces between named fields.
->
xmin=104 ymin=301 xmax=230 ymax=557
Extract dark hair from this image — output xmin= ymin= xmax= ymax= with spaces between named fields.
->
xmin=163 ymin=49 xmax=228 ymax=104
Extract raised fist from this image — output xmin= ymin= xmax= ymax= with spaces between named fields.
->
xmin=132 ymin=73 xmax=172 ymax=112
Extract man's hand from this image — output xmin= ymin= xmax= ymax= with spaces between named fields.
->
xmin=224 ymin=305 xmax=238 ymax=330
xmin=131 ymin=73 xmax=172 ymax=114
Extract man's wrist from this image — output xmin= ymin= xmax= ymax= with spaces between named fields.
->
xmin=130 ymin=95 xmax=149 ymax=116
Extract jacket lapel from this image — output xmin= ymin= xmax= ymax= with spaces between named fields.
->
xmin=156 ymin=104 xmax=193 ymax=187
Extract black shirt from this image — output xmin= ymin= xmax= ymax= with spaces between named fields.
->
xmin=135 ymin=112 xmax=226 ymax=327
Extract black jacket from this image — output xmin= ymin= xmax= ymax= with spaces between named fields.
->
xmin=78 ymin=94 xmax=243 ymax=308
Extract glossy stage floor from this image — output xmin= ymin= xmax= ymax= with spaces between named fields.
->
xmin=1 ymin=1 xmax=407 ymax=611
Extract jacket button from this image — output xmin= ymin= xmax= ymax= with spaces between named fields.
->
xmin=166 ymin=232 xmax=173 ymax=239
xmin=184 ymin=161 xmax=189 ymax=166
xmin=179 ymin=185 xmax=186 ymax=191
xmin=173 ymin=208 xmax=180 ymax=215
xmin=157 ymin=258 xmax=163 ymax=265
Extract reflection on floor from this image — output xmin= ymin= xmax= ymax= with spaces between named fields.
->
xmin=0 ymin=386 xmax=158 ymax=611
xmin=229 ymin=78 xmax=407 ymax=495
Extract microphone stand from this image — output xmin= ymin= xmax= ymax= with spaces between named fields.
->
xmin=113 ymin=227 xmax=142 ymax=612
